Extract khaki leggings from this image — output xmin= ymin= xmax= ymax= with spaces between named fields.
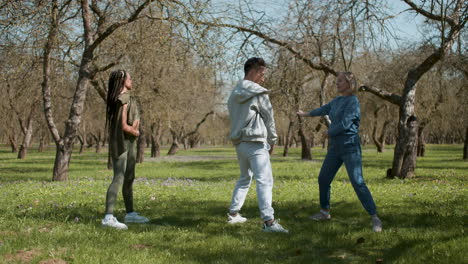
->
xmin=105 ymin=142 xmax=136 ymax=214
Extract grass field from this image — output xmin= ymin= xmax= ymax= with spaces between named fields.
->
xmin=0 ymin=144 xmax=466 ymax=264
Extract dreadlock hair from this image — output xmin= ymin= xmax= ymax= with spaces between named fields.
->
xmin=106 ymin=70 xmax=127 ymax=130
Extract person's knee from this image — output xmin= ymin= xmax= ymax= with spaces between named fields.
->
xmin=123 ymin=176 xmax=135 ymax=186
xmin=318 ymin=174 xmax=331 ymax=186
xmin=236 ymin=179 xmax=252 ymax=188
xmin=255 ymin=175 xmax=273 ymax=186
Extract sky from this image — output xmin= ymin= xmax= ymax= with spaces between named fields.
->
xmin=209 ymin=0 xmax=427 ymax=82
xmin=248 ymin=0 xmax=426 ymax=42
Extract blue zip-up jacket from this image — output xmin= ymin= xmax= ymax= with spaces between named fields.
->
xmin=309 ymin=95 xmax=360 ymax=138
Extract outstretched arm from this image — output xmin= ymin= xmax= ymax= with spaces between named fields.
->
xmin=297 ymin=102 xmax=331 ymax=117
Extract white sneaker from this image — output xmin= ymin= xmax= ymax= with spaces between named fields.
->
xmin=372 ymin=215 xmax=382 ymax=232
xmin=263 ymin=219 xmax=289 ymax=233
xmin=227 ymin=213 xmax=247 ymax=224
xmin=124 ymin=212 xmax=150 ymax=223
xmin=309 ymin=210 xmax=331 ymax=221
xmin=102 ymin=216 xmax=128 ymax=230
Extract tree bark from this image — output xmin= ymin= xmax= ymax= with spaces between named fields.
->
xmin=463 ymin=126 xmax=467 ymax=161
xmin=283 ymin=119 xmax=294 ymax=157
xmin=38 ymin=134 xmax=45 ymax=153
xmin=17 ymin=117 xmax=34 ymax=159
xmin=167 ymin=129 xmax=179 ymax=155
xmin=9 ymin=134 xmax=18 ymax=153
xmin=150 ymin=122 xmax=161 ymax=158
xmin=77 ymin=135 xmax=85 ymax=154
xmin=136 ymin=123 xmax=145 ymax=163
xmin=417 ymin=123 xmax=426 ymax=157
xmin=391 ymin=115 xmax=419 ymax=179
xmin=372 ymin=118 xmax=391 ymax=153
xmin=188 ymin=133 xmax=201 ymax=148
xmin=297 ymin=116 xmax=312 ymax=160
xmin=53 ymin=143 xmax=73 ymax=181
xmin=91 ymin=132 xmax=102 ymax=153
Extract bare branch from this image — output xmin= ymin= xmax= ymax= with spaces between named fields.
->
xmin=402 ymin=0 xmax=456 ymax=27
xmin=89 ymin=0 xmax=154 ymax=52
xmin=359 ymin=85 xmax=402 ymax=106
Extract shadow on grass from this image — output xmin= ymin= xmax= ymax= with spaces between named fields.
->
xmin=10 ymin=191 xmax=467 ymax=263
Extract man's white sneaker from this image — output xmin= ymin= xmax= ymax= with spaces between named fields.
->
xmin=263 ymin=219 xmax=289 ymax=233
xmin=227 ymin=213 xmax=247 ymax=224
xmin=309 ymin=210 xmax=331 ymax=221
xmin=372 ymin=215 xmax=382 ymax=232
xmin=102 ymin=216 xmax=128 ymax=230
xmin=124 ymin=212 xmax=150 ymax=223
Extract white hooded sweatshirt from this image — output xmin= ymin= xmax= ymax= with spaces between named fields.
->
xmin=227 ymin=80 xmax=277 ymax=146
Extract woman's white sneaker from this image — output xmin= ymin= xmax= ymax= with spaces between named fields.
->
xmin=124 ymin=212 xmax=150 ymax=223
xmin=227 ymin=213 xmax=247 ymax=224
xmin=372 ymin=215 xmax=383 ymax=232
xmin=102 ymin=216 xmax=128 ymax=230
xmin=309 ymin=210 xmax=331 ymax=221
xmin=263 ymin=219 xmax=289 ymax=233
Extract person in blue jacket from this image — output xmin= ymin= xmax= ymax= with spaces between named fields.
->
xmin=297 ymin=72 xmax=382 ymax=232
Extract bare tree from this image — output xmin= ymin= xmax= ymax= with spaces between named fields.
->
xmin=360 ymin=0 xmax=467 ymax=178
xmin=41 ymin=0 xmax=156 ymax=181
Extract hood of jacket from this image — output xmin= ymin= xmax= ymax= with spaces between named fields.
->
xmin=232 ymin=80 xmax=269 ymax=104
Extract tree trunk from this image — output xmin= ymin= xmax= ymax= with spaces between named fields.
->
xmin=17 ymin=117 xmax=34 ymax=159
xmin=417 ymin=123 xmax=426 ymax=157
xmin=188 ymin=133 xmax=201 ymax=148
xmin=9 ymin=134 xmax=18 ymax=153
xmin=283 ymin=119 xmax=294 ymax=157
xmin=91 ymin=133 xmax=102 ymax=153
xmin=77 ymin=135 xmax=85 ymax=154
xmin=136 ymin=125 xmax=145 ymax=163
xmin=150 ymin=122 xmax=161 ymax=158
xmin=53 ymin=142 xmax=72 ymax=181
xmin=167 ymin=130 xmax=179 ymax=155
xmin=38 ymin=135 xmax=45 ymax=152
xmin=391 ymin=115 xmax=418 ymax=179
xmin=146 ymin=134 xmax=151 ymax=148
xmin=373 ymin=120 xmax=391 ymax=153
xmin=463 ymin=126 xmax=467 ymax=161
xmin=298 ymin=117 xmax=311 ymax=160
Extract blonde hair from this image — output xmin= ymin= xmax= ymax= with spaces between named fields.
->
xmin=338 ymin=72 xmax=357 ymax=93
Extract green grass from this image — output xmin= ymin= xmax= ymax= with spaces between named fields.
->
xmin=0 ymin=144 xmax=466 ymax=264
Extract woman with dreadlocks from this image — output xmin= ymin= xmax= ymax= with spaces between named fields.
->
xmin=102 ymin=70 xmax=149 ymax=229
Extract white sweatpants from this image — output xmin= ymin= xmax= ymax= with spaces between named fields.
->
xmin=229 ymin=142 xmax=274 ymax=221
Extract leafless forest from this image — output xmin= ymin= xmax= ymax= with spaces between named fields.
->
xmin=0 ymin=0 xmax=466 ymax=181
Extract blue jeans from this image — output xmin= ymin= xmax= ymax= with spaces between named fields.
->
xmin=318 ymin=136 xmax=377 ymax=215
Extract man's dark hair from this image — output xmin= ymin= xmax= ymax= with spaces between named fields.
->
xmin=244 ymin=57 xmax=266 ymax=75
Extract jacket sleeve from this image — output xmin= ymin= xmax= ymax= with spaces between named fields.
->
xmin=309 ymin=102 xmax=331 ymax=116
xmin=258 ymin=94 xmax=278 ymax=145
xmin=328 ymin=98 xmax=360 ymax=137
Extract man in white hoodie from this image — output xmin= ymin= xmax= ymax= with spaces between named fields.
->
xmin=226 ymin=57 xmax=288 ymax=233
